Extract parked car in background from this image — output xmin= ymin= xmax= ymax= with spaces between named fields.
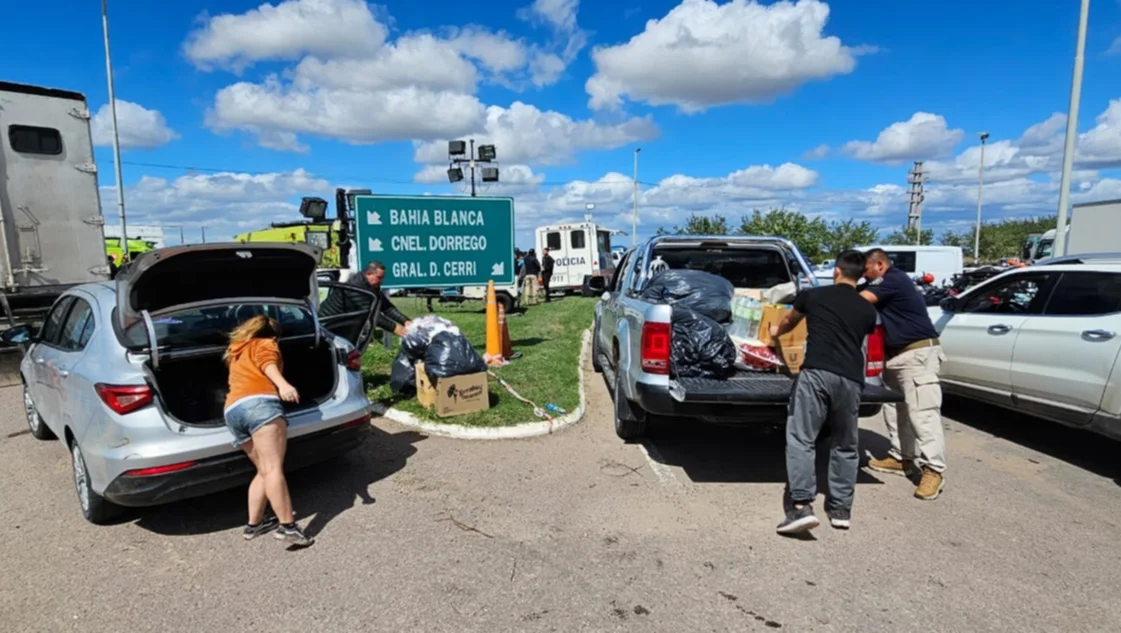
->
xmin=930 ymin=263 xmax=1121 ymax=440
xmin=1 ymin=243 xmax=378 ymax=523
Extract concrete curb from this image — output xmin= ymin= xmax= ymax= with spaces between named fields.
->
xmin=369 ymin=328 xmax=591 ymax=440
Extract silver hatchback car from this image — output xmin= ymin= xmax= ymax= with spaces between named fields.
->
xmin=3 ymin=243 xmax=379 ymax=523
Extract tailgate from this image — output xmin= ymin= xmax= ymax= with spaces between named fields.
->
xmin=669 ymin=373 xmax=903 ymax=405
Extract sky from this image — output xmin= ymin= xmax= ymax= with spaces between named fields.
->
xmin=3 ymin=0 xmax=1121 ymax=251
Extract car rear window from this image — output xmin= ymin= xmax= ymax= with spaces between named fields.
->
xmin=651 ymin=247 xmax=792 ymax=288
xmin=122 ymin=304 xmax=315 ymax=348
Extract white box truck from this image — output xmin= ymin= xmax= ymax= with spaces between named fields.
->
xmin=1026 ymin=199 xmax=1121 ymax=262
xmin=0 ymin=81 xmax=110 ymax=327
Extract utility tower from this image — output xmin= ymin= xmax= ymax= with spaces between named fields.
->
xmin=906 ymin=161 xmax=926 ymax=244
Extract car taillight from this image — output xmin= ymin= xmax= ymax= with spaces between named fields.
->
xmin=95 ymin=383 xmax=153 ymax=415
xmin=339 ymin=413 xmax=372 ymax=430
xmin=641 ymin=322 xmax=671 ymax=375
xmin=866 ymin=326 xmax=885 ymax=378
xmin=345 ymin=349 xmax=363 ymax=371
xmin=122 ymin=461 xmax=197 ymax=477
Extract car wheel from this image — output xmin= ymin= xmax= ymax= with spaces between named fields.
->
xmin=23 ymin=385 xmax=55 ymax=440
xmin=70 ymin=441 xmax=122 ymax=525
xmin=613 ymin=370 xmax=647 ymax=441
xmin=591 ymin=326 xmax=603 ymax=373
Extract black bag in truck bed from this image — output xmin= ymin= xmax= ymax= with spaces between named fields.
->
xmin=669 ymin=372 xmax=903 ymax=405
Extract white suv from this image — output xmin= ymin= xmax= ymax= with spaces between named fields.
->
xmin=930 ymin=263 xmax=1121 ymax=440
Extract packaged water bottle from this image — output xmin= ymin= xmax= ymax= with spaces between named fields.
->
xmin=747 ymin=298 xmax=760 ymax=339
xmin=545 ymin=403 xmax=567 ymax=415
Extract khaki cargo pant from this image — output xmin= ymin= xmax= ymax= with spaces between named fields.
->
xmin=522 ymin=276 xmax=539 ymax=305
xmin=882 ymin=345 xmax=947 ymax=473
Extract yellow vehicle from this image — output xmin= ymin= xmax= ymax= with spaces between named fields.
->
xmin=105 ymin=238 xmax=156 ymax=265
xmin=234 ymin=220 xmax=342 ymax=270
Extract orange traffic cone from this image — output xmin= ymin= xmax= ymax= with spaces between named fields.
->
xmin=498 ymin=303 xmax=516 ymax=360
xmin=484 ymin=281 xmax=505 ymax=366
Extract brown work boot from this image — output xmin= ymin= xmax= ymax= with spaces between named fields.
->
xmin=867 ymin=456 xmax=914 ymax=477
xmin=914 ymin=467 xmax=945 ymax=500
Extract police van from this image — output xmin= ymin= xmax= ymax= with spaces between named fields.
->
xmin=534 ymin=223 xmax=620 ymax=296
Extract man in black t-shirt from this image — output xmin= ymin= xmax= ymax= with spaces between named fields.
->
xmin=860 ymin=248 xmax=946 ymax=501
xmin=770 ymin=250 xmax=878 ymax=535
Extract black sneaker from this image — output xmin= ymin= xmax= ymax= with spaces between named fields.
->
xmin=827 ymin=508 xmax=851 ymax=530
xmin=243 ymin=516 xmax=279 ymax=540
xmin=274 ymin=523 xmax=314 ymax=547
xmin=776 ymin=504 xmax=820 ymax=535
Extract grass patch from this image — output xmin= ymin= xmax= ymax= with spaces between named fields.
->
xmin=362 ymin=296 xmax=596 ymax=427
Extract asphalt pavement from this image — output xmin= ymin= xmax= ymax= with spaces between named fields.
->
xmin=2 ymin=354 xmax=1120 ymax=632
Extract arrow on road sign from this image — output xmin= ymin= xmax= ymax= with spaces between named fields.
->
xmin=368 ymin=237 xmax=384 ymax=252
xmin=491 ymin=261 xmax=504 ymax=276
xmin=366 ymin=211 xmax=382 ymax=225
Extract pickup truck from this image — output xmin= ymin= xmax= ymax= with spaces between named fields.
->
xmin=593 ymin=235 xmax=904 ymax=440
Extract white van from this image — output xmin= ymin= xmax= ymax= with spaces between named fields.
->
xmin=535 ymin=223 xmax=619 ymax=295
xmin=854 ymin=245 xmax=964 ymax=286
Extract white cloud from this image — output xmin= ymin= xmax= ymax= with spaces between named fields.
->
xmin=412 ymin=102 xmax=657 ymax=166
xmin=208 ymin=77 xmax=486 ymax=145
xmin=183 ymin=0 xmax=387 ymax=71
xmin=91 ymin=100 xmax=179 ymax=150
xmin=193 ymin=0 xmax=601 ymax=151
xmin=841 ymin=112 xmax=964 ymax=164
xmin=728 ymin=163 xmax=819 ymax=189
xmin=1078 ymin=99 xmax=1121 ymax=168
xmin=585 ymin=0 xmax=860 ymax=112
xmin=804 ymin=144 xmax=830 ymax=159
xmin=100 ymin=169 xmax=329 ymax=241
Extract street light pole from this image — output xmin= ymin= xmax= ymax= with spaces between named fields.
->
xmin=1055 ymin=0 xmax=1091 ymax=258
xmin=632 ymin=148 xmax=641 ymax=248
xmin=974 ymin=132 xmax=989 ymax=263
xmin=101 ymin=0 xmax=129 ymax=261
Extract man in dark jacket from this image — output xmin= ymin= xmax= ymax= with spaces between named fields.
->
xmin=541 ymin=248 xmax=555 ymax=302
xmin=522 ymin=250 xmax=541 ymax=306
xmin=321 ymin=261 xmax=412 ymax=336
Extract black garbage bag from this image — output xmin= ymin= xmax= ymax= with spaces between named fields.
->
xmin=400 ymin=331 xmax=430 ymax=361
xmin=424 ymin=331 xmax=487 ymax=379
xmin=641 ymin=269 xmax=734 ymax=323
xmin=670 ymin=306 xmax=737 ymax=379
xmin=390 ymin=349 xmax=417 ymax=394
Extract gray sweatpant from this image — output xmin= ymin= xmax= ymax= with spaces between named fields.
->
xmin=785 ymin=368 xmax=862 ymax=511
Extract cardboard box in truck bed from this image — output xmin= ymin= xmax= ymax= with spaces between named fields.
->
xmin=758 ymin=305 xmax=807 ymax=348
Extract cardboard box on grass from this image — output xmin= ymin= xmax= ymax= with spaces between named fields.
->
xmin=415 ymin=362 xmax=490 ymax=418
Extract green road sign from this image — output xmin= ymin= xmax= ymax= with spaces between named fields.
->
xmin=353 ymin=194 xmax=515 ymax=289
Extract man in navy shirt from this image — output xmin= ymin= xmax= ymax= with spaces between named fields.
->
xmin=860 ymin=249 xmax=947 ymax=501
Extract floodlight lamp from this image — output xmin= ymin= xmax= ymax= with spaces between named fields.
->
xmin=477 ymin=144 xmax=497 ymax=161
xmin=298 ymin=196 xmax=328 ymax=220
xmin=448 ymin=140 xmax=467 ymax=156
xmin=448 ymin=167 xmax=464 ymax=183
xmin=481 ymin=167 xmax=499 ymax=182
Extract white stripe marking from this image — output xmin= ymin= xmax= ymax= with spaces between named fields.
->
xmin=638 ymin=439 xmax=679 ymax=485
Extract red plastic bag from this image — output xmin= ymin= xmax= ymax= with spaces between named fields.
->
xmin=738 ymin=344 xmax=784 ymax=372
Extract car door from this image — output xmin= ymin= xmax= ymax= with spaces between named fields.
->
xmin=28 ymin=296 xmax=75 ymax=422
xmin=598 ymin=251 xmax=633 ymax=355
xmin=35 ymin=297 xmax=94 ymax=427
xmin=935 ymin=271 xmax=1054 ymax=404
xmin=1010 ymin=271 xmax=1121 ymax=426
xmin=317 ymin=282 xmax=381 ymax=352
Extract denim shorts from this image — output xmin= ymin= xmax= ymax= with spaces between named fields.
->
xmin=223 ymin=396 xmax=287 ymax=447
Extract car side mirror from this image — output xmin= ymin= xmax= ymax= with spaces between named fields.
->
xmin=939 ymin=296 xmax=958 ymax=313
xmin=0 ymin=325 xmax=34 ymax=347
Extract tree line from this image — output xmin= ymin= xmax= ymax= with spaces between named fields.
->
xmin=656 ymin=208 xmax=1058 ymax=264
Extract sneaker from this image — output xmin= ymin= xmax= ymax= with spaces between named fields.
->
xmin=867 ymin=456 xmax=915 ymax=477
xmin=275 ymin=523 xmax=315 ymax=547
xmin=914 ymin=468 xmax=945 ymax=500
xmin=826 ymin=508 xmax=851 ymax=530
xmin=243 ymin=516 xmax=279 ymax=540
xmin=776 ymin=504 xmax=820 ymax=535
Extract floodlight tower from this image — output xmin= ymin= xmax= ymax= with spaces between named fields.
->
xmin=447 ymin=139 xmax=499 ymax=197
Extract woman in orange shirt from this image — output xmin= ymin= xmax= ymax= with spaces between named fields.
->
xmin=223 ymin=315 xmax=313 ymax=547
